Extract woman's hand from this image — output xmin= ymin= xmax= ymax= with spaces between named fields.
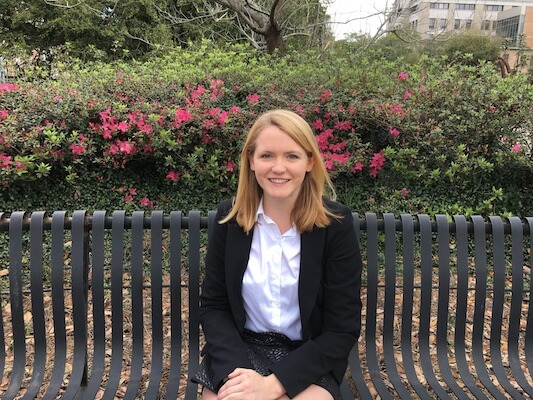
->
xmin=217 ymin=368 xmax=285 ymax=400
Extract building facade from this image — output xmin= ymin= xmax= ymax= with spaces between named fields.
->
xmin=389 ymin=0 xmax=533 ymax=69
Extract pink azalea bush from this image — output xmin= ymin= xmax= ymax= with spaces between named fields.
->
xmin=0 ymin=45 xmax=531 ymax=216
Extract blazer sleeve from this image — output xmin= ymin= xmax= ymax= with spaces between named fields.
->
xmin=199 ymin=200 xmax=253 ymax=390
xmin=269 ymin=203 xmax=363 ymax=397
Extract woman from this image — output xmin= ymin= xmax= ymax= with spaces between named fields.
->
xmin=192 ymin=109 xmax=362 ymax=399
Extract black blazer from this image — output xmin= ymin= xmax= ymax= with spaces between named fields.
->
xmin=199 ymin=198 xmax=362 ymax=397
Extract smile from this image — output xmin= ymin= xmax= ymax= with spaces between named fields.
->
xmin=269 ymin=178 xmax=289 ymax=184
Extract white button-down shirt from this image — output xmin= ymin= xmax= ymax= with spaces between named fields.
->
xmin=242 ymin=201 xmax=303 ymax=340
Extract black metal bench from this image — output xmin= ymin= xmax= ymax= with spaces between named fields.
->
xmin=0 ymin=211 xmax=532 ymax=399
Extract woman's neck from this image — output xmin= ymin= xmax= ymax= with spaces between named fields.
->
xmin=263 ymin=198 xmax=296 ymax=233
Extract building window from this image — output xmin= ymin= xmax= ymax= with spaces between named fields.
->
xmin=481 ymin=20 xmax=491 ymax=30
xmin=454 ymin=19 xmax=461 ymax=29
xmin=465 ymin=19 xmax=472 ymax=29
xmin=457 ymin=4 xmax=475 ymax=10
xmin=492 ymin=20 xmax=498 ymax=30
xmin=429 ymin=18 xmax=436 ymax=29
xmin=430 ymin=3 xmax=449 ymax=9
xmin=440 ymin=18 xmax=447 ymax=29
xmin=497 ymin=16 xmax=521 ymax=45
xmin=485 ymin=5 xmax=504 ymax=12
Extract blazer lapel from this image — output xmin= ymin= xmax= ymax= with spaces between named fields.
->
xmin=225 ymin=222 xmax=253 ymax=331
xmin=299 ymin=227 xmax=325 ymax=338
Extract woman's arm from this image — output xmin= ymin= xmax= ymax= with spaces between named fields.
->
xmin=199 ymin=200 xmax=254 ymax=390
xmin=270 ymin=204 xmax=363 ymax=397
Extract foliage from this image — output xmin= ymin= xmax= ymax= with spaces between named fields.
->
xmin=0 ymin=43 xmax=532 ymax=218
xmin=443 ymin=30 xmax=505 ymax=64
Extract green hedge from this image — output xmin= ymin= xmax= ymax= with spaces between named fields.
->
xmin=1 ymin=42 xmax=532 ymax=217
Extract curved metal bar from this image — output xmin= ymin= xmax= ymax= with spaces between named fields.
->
xmin=399 ymin=214 xmax=432 ymax=399
xmin=381 ymin=214 xmax=411 ymax=398
xmin=0 ymin=212 xmax=5 ymax=383
xmin=82 ymin=211 xmax=107 ymax=399
xmin=364 ymin=213 xmax=393 ymax=399
xmin=3 ymin=212 xmax=26 ymax=399
xmin=507 ymin=217 xmax=533 ymax=396
xmin=165 ymin=211 xmax=184 ymax=399
xmin=471 ymin=216 xmax=505 ymax=399
xmin=123 ymin=211 xmax=145 ymax=399
xmin=525 ymin=218 xmax=533 ymax=381
xmin=418 ymin=214 xmax=450 ymax=399
xmin=42 ymin=211 xmax=68 ymax=400
xmin=62 ymin=210 xmax=89 ymax=399
xmin=20 ymin=212 xmax=47 ymax=399
xmin=347 ymin=213 xmax=373 ymax=400
xmin=101 ymin=211 xmax=126 ymax=399
xmin=435 ymin=215 xmax=469 ymax=398
xmin=488 ymin=216 xmax=522 ymax=398
xmin=185 ymin=211 xmax=202 ymax=400
xmin=452 ymin=215 xmax=489 ymax=399
xmin=145 ymin=211 xmax=165 ymax=398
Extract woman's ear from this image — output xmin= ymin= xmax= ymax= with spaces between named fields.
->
xmin=306 ymin=156 xmax=315 ymax=172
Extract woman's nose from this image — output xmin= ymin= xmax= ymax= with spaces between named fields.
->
xmin=271 ymin=158 xmax=286 ymax=173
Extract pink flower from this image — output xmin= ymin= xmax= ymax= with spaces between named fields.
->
xmin=166 ymin=170 xmax=180 ymax=182
xmin=226 ymin=161 xmax=236 ymax=172
xmin=488 ymin=105 xmax=496 ymax=113
xmin=511 ymin=143 xmax=521 ymax=152
xmin=53 ymin=95 xmax=62 ymax=102
xmin=401 ymin=187 xmax=409 ymax=197
xmin=0 ymin=153 xmax=12 ymax=168
xmin=403 ymin=91 xmax=412 ymax=100
xmin=124 ymin=194 xmax=133 ymax=203
xmin=352 ymin=162 xmax=364 ymax=172
xmin=217 ymin=111 xmax=229 ymax=125
xmin=320 ymin=89 xmax=333 ymax=103
xmin=389 ymin=127 xmax=400 ymax=138
xmin=0 ymin=83 xmax=19 ymax=92
xmin=334 ymin=120 xmax=352 ymax=131
xmin=70 ymin=144 xmax=87 ymax=156
xmin=117 ymin=140 xmax=135 ymax=155
xmin=369 ymin=152 xmax=386 ymax=177
xmin=0 ymin=109 xmax=8 ymax=120
xmin=246 ymin=93 xmax=260 ymax=103
xmin=117 ymin=121 xmax=129 ymax=133
xmin=313 ymin=119 xmax=324 ymax=131
xmin=129 ymin=188 xmax=137 ymax=195
xmin=140 ymin=197 xmax=154 ymax=207
xmin=174 ymin=108 xmax=193 ymax=126
xmin=397 ymin=72 xmax=409 ymax=81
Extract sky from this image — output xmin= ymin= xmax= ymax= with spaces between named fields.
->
xmin=327 ymin=0 xmax=391 ymax=39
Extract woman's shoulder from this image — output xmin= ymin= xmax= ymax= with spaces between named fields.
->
xmin=323 ymin=198 xmax=351 ymax=216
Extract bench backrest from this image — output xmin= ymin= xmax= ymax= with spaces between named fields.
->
xmin=0 ymin=211 xmax=532 ymax=399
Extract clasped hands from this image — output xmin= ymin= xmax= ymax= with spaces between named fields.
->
xmin=217 ymin=368 xmax=288 ymax=400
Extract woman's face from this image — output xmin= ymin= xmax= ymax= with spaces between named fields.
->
xmin=249 ymin=125 xmax=314 ymax=208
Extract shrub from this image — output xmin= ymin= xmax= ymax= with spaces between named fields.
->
xmin=0 ymin=43 xmax=532 ymax=217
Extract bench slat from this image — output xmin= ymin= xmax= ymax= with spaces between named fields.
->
xmin=122 ymin=211 xmax=147 ymax=399
xmin=4 ymin=212 xmax=26 ymax=400
xmin=62 ymin=210 xmax=89 ymax=400
xmin=508 ymin=217 xmax=533 ymax=396
xmin=185 ymin=211 xmax=201 ymax=400
xmin=83 ymin=211 xmax=107 ymax=399
xmin=145 ymin=211 xmax=165 ymax=398
xmin=165 ymin=211 xmax=184 ymax=399
xmin=42 ymin=211 xmax=69 ymax=400
xmin=472 ymin=216 xmax=507 ymax=399
xmin=453 ymin=215 xmax=490 ymax=399
xmin=22 ymin=212 xmax=47 ymax=399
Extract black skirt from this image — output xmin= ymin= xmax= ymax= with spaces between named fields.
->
xmin=191 ymin=329 xmax=342 ymax=399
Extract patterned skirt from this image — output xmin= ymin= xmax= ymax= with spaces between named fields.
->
xmin=191 ymin=329 xmax=342 ymax=399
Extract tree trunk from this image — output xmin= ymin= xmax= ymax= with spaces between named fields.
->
xmin=265 ymin=26 xmax=285 ymax=55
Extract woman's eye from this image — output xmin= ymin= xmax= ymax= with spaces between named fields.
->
xmin=288 ymin=154 xmax=299 ymax=159
xmin=260 ymin=154 xmax=271 ymax=159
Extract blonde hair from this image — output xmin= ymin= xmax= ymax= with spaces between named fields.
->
xmin=220 ymin=109 xmax=339 ymax=233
